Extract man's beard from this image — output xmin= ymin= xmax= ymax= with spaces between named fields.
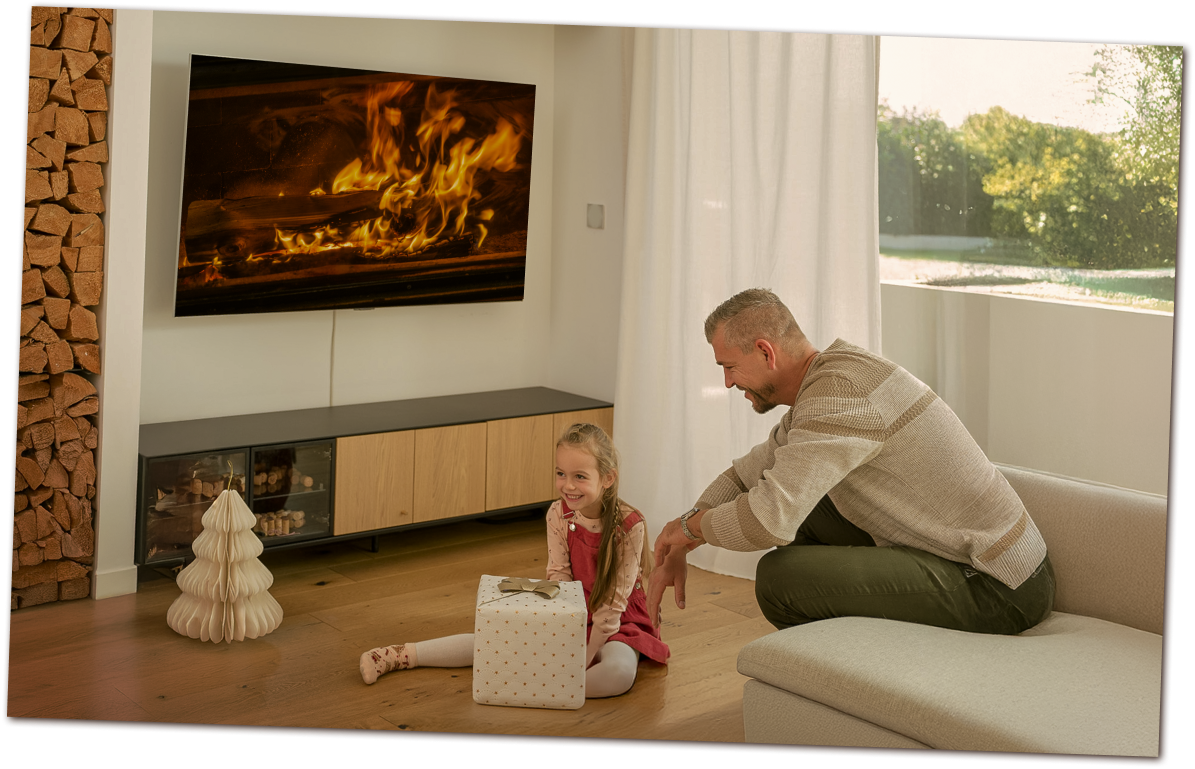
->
xmin=743 ymin=383 xmax=779 ymax=414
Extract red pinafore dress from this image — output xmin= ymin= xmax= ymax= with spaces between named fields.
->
xmin=561 ymin=501 xmax=670 ymax=664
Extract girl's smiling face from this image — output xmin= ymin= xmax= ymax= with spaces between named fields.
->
xmin=555 ymin=444 xmax=614 ymax=519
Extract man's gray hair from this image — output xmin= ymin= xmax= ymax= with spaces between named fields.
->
xmin=704 ymin=288 xmax=805 ymax=353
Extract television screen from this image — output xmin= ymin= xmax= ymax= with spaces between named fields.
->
xmin=174 ymin=55 xmax=535 ymax=317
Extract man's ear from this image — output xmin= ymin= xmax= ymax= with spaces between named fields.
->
xmin=756 ymin=339 xmax=778 ymax=369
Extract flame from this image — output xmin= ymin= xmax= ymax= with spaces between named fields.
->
xmin=263 ymin=81 xmax=525 ymax=260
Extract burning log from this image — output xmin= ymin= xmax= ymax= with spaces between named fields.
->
xmin=183 ymin=190 xmax=385 ymax=262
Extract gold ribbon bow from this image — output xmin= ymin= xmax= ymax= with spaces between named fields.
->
xmin=498 ymin=577 xmax=560 ymax=599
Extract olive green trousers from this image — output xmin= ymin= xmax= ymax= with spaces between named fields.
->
xmin=754 ymin=495 xmax=1055 ymax=635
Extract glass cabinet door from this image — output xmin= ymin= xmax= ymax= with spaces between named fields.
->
xmin=249 ymin=441 xmax=333 ymax=545
xmin=142 ymin=450 xmax=248 ymax=564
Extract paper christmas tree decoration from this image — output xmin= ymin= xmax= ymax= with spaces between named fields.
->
xmin=166 ymin=485 xmax=283 ymax=643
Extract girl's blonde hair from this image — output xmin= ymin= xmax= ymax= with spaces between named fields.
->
xmin=557 ymin=423 xmax=651 ymax=612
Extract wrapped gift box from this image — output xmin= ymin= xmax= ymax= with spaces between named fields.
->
xmin=473 ymin=574 xmax=587 ymax=709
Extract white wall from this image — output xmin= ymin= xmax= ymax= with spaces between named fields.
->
xmin=546 ymin=25 xmax=629 ymax=403
xmin=140 ymin=12 xmax=559 ymax=422
xmin=881 ymin=283 xmax=1173 ymax=495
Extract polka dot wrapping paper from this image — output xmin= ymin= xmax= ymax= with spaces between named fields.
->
xmin=472 ymin=574 xmax=587 ymax=709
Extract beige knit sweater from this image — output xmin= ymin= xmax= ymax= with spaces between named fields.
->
xmin=698 ymin=339 xmax=1047 ymax=589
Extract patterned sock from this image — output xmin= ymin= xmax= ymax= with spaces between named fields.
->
xmin=359 ymin=643 xmax=418 ymax=684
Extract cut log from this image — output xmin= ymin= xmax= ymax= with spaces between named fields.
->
xmin=65 ymin=304 xmax=98 ymax=341
xmin=31 ymin=8 xmax=60 ymax=27
xmin=68 ymin=162 xmax=103 ymax=193
xmin=18 ymin=543 xmax=45 ymax=568
xmin=49 ymin=70 xmax=74 ymax=106
xmin=17 ymin=404 xmax=29 ymax=431
xmin=66 ymin=190 xmax=104 ymax=214
xmin=19 ymin=344 xmax=48 ymax=374
xmin=28 ymin=104 xmax=57 ymax=141
xmin=92 ymin=17 xmax=112 ymax=55
xmin=29 ymin=77 xmax=50 ymax=112
xmin=26 ymin=169 xmax=52 ymax=203
xmin=69 ymin=269 xmax=103 ymax=304
xmin=184 ymin=191 xmax=385 ymax=262
xmin=24 ymin=169 xmax=53 ymax=202
xmin=31 ymin=135 xmax=66 ymax=170
xmin=26 ymin=207 xmax=37 ymax=228
xmin=50 ymin=372 xmax=97 ymax=410
xmin=43 ymin=533 xmax=64 ymax=562
xmin=14 ymin=563 xmax=61 ymax=591
xmin=69 ymin=214 xmax=104 ymax=247
xmin=53 ymin=107 xmax=89 ymax=146
xmin=46 ymin=339 xmax=74 ymax=374
xmin=70 ymin=342 xmax=101 ymax=373
xmin=62 ymin=49 xmax=98 ymax=80
xmin=15 ymin=510 xmax=37 ymax=544
xmin=58 ymin=14 xmax=95 ymax=51
xmin=43 ymin=296 xmax=71 ymax=329
xmin=51 ymin=490 xmax=73 ymax=529
xmin=28 ymin=320 xmax=61 ymax=345
xmin=98 ymin=9 xmax=114 ymax=23
xmin=16 ymin=493 xmax=29 ymax=513
xmin=25 ymin=397 xmax=56 ymax=425
xmin=26 ymin=230 xmax=62 ymax=255
xmin=30 ymin=203 xmax=72 ymax=236
xmin=67 ymin=140 xmax=107 ymax=163
xmin=74 ymin=416 xmax=92 ymax=440
xmin=77 ymin=245 xmax=103 ymax=271
xmin=86 ymin=111 xmax=106 ymax=141
xmin=53 ymin=415 xmax=82 ymax=446
xmin=18 ymin=379 xmax=51 ymax=402
xmin=16 ymin=457 xmax=45 ymax=490
xmin=57 ymin=440 xmax=85 ymax=472
xmin=71 ymin=77 xmax=107 ymax=111
xmin=18 ymin=423 xmax=55 ymax=451
xmin=59 ymin=577 xmax=90 ymax=601
xmin=60 ymin=246 xmax=79 ymax=271
xmin=45 ymin=459 xmax=71 ymax=490
xmin=27 ymin=242 xmax=62 ymax=267
xmin=35 ymin=447 xmax=53 ymax=473
xmin=29 ymin=47 xmax=62 ymax=80
xmin=81 ymin=421 xmax=98 ymax=449
xmin=29 ymin=486 xmax=54 ymax=508
xmin=23 ymin=269 xmax=48 ymax=303
xmin=58 ymin=559 xmax=89 ymax=582
xmin=36 ymin=506 xmax=56 ymax=539
xmin=32 ymin=21 xmax=46 ymax=47
xmin=62 ymin=521 xmax=94 ymax=558
xmin=90 ymin=55 xmax=113 ymax=87
xmin=43 ymin=13 xmax=63 ymax=45
xmin=50 ymin=170 xmax=69 ymax=200
xmin=42 ymin=265 xmax=72 ymax=298
xmin=20 ymin=306 xmax=45 ymax=336
xmin=67 ymin=396 xmax=99 ymax=417
xmin=15 ymin=580 xmax=60 ymax=609
xmin=27 ymin=145 xmax=52 ymax=170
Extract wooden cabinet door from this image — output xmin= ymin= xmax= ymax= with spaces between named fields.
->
xmin=333 ymin=431 xmax=415 ymax=535
xmin=413 ymin=423 xmax=487 ymax=523
xmin=486 ymin=414 xmax=555 ymax=510
xmin=552 ymin=407 xmax=615 ymax=442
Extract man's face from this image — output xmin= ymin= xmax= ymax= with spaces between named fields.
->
xmin=711 ymin=327 xmax=780 ymax=414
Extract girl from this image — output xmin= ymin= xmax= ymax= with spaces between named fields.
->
xmin=359 ymin=422 xmax=669 ymax=698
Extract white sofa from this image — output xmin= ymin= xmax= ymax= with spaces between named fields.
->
xmin=737 ymin=464 xmax=1166 ymax=757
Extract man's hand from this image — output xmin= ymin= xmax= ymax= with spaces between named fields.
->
xmin=647 ymin=516 xmax=704 ymax=627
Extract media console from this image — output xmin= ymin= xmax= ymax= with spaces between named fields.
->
xmin=136 ymin=387 xmax=613 ymax=567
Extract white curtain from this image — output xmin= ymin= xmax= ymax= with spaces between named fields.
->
xmin=613 ymin=29 xmax=881 ymax=579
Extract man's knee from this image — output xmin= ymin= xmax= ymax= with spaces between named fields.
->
xmin=755 ymin=548 xmax=803 ymax=629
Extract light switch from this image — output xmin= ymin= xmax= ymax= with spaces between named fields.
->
xmin=586 ymin=203 xmax=605 ymax=229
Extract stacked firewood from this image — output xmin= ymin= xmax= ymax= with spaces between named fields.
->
xmin=15 ymin=8 xmax=113 ymax=610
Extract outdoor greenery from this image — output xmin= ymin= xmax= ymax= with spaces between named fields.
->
xmin=878 ymin=45 xmax=1181 ymax=270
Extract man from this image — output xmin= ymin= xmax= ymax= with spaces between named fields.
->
xmin=647 ymin=288 xmax=1054 ymax=634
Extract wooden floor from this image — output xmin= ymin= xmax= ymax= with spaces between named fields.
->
xmin=7 ymin=510 xmax=775 ymax=743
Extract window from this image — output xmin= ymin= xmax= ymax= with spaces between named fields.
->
xmin=877 ymin=37 xmax=1180 ymax=313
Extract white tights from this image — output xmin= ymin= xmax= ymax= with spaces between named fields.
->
xmin=410 ymin=633 xmax=639 ymax=698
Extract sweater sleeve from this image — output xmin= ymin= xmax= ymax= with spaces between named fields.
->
xmin=544 ymin=501 xmax=574 ymax=582
xmin=703 ymin=375 xmax=887 ymax=551
xmin=585 ymin=517 xmax=645 ymax=668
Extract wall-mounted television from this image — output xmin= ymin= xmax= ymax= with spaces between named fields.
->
xmin=174 ymin=55 xmax=536 ymax=317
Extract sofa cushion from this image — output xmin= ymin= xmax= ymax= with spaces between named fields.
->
xmin=737 ymin=613 xmax=1162 ymax=756
xmin=997 ymin=464 xmax=1167 ymax=634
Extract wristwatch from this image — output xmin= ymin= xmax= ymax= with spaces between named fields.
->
xmin=679 ymin=506 xmax=702 ymax=541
